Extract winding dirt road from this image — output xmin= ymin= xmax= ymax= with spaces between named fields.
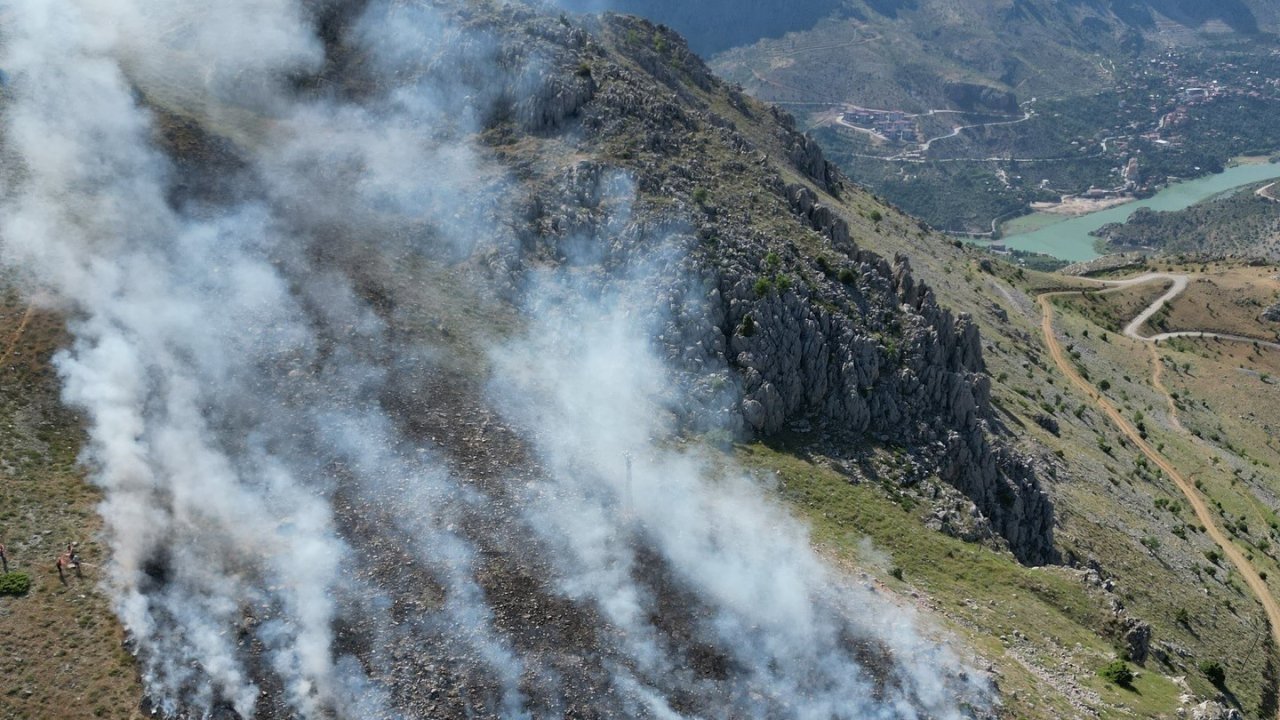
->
xmin=1038 ymin=276 xmax=1280 ymax=716
xmin=1070 ymin=271 xmax=1280 ymax=350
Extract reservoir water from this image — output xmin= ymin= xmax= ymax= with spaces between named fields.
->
xmin=991 ymin=162 xmax=1280 ymax=262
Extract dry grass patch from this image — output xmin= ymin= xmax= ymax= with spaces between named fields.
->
xmin=1145 ymin=265 xmax=1280 ymax=340
xmin=0 ymin=294 xmax=144 ymax=720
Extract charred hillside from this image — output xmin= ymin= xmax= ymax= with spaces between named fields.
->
xmin=0 ymin=1 xmax=1062 ymax=718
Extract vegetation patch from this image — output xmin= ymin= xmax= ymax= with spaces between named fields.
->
xmin=0 ymin=571 xmax=31 ymax=596
xmin=1098 ymin=659 xmax=1135 ymax=688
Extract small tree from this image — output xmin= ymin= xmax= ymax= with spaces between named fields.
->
xmin=1198 ymin=660 xmax=1225 ymax=686
xmin=1098 ymin=659 xmax=1134 ymax=688
xmin=0 ymin=572 xmax=31 ymax=596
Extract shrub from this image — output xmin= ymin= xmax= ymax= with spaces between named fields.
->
xmin=692 ymin=187 xmax=709 ymax=204
xmin=0 ymin=572 xmax=32 ymax=596
xmin=1098 ymin=379 xmax=1111 ymax=392
xmin=739 ymin=315 xmax=756 ymax=338
xmin=1198 ymin=660 xmax=1225 ymax=685
xmin=753 ymin=278 xmax=772 ymax=297
xmin=838 ymin=268 xmax=856 ymax=285
xmin=774 ymin=274 xmax=792 ymax=293
xmin=889 ymin=567 xmax=904 ymax=581
xmin=868 ymin=209 xmax=883 ymax=223
xmin=1098 ymin=659 xmax=1134 ymax=688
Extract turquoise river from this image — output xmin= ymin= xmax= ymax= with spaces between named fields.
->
xmin=987 ymin=162 xmax=1280 ymax=262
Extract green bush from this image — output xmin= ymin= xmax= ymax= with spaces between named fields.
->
xmin=692 ymin=187 xmax=709 ymax=204
xmin=1098 ymin=659 xmax=1134 ymax=688
xmin=1198 ymin=660 xmax=1225 ymax=685
xmin=838 ymin=268 xmax=856 ymax=285
xmin=739 ymin=315 xmax=756 ymax=338
xmin=753 ymin=278 xmax=772 ymax=297
xmin=0 ymin=572 xmax=32 ymax=596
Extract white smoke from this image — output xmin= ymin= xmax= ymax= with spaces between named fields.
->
xmin=491 ymin=251 xmax=988 ymax=718
xmin=0 ymin=0 xmax=992 ymax=717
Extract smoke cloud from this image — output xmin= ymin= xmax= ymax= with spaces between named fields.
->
xmin=0 ymin=0 xmax=990 ymax=718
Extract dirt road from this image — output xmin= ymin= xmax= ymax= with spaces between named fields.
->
xmin=1078 ymin=272 xmax=1280 ymax=350
xmin=1038 ymin=283 xmax=1280 ymax=717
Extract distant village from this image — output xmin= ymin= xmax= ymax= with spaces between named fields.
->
xmin=841 ymin=108 xmax=919 ymax=143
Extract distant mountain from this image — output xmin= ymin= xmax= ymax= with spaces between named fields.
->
xmin=559 ymin=0 xmax=1278 ymax=109
xmin=553 ymin=0 xmax=847 ymax=55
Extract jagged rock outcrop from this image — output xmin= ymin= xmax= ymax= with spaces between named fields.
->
xmin=771 ymin=110 xmax=842 ymax=193
xmin=1262 ymin=301 xmax=1280 ymax=322
xmin=1189 ymin=700 xmax=1244 ymax=720
xmin=470 ymin=10 xmax=1055 ymax=565
xmin=1122 ymin=618 xmax=1152 ymax=665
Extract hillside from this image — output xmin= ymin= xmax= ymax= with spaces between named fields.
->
xmin=2 ymin=2 xmax=1280 ymax=720
xmin=551 ymin=0 xmax=846 ymax=55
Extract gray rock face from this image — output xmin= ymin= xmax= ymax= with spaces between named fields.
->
xmin=1190 ymin=700 xmax=1244 ymax=720
xmin=1262 ymin=301 xmax=1280 ymax=322
xmin=1121 ymin=618 xmax=1152 ymax=665
xmin=488 ymin=13 xmax=1055 ymax=566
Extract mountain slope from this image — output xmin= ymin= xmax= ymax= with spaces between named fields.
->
xmin=2 ymin=2 xmax=1279 ymax=719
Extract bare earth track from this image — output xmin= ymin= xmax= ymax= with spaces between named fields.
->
xmin=1039 ymin=273 xmax=1280 ymax=718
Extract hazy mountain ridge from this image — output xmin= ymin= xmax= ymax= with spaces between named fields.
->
xmin=556 ymin=0 xmax=1277 ymax=65
xmin=708 ymin=0 xmax=1278 ymax=111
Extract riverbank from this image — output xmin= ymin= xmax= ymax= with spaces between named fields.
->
xmin=987 ymin=162 xmax=1280 ymax=262
xmin=1030 ymin=195 xmax=1135 ymax=217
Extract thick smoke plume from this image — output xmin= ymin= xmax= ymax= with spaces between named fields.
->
xmin=0 ymin=0 xmax=990 ymax=717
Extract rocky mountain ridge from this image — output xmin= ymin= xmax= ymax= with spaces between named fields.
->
xmin=483 ymin=9 xmax=1056 ymax=564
